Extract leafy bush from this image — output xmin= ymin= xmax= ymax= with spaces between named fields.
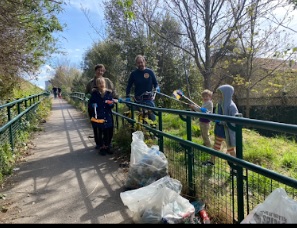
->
xmin=0 ymin=143 xmax=14 ymax=183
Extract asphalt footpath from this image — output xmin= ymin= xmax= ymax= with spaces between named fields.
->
xmin=0 ymin=97 xmax=134 ymax=224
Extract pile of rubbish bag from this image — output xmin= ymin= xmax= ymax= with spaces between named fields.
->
xmin=121 ymin=175 xmax=195 ymax=224
xmin=121 ymin=132 xmax=297 ymax=224
xmin=120 ymin=131 xmax=210 ymax=224
xmin=124 ymin=131 xmax=168 ymax=189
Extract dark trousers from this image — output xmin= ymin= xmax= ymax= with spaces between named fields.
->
xmin=93 ymin=126 xmax=113 ymax=148
xmin=135 ymin=100 xmax=156 ymax=121
xmin=89 ymin=104 xmax=115 ymax=146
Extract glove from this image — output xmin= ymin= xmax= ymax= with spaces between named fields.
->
xmin=125 ymin=97 xmax=131 ymax=102
xmin=215 ymin=120 xmax=226 ymax=125
xmin=92 ymin=103 xmax=97 ymax=108
xmin=105 ymin=100 xmax=113 ymax=105
xmin=156 ymin=86 xmax=160 ymax=93
xmin=200 ymin=107 xmax=207 ymax=113
xmin=118 ymin=98 xmax=123 ymax=103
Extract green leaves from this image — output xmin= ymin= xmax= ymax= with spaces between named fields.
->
xmin=0 ymin=0 xmax=64 ymax=95
xmin=116 ymin=0 xmax=135 ymax=20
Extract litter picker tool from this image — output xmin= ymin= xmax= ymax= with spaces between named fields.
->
xmin=93 ymin=103 xmax=97 ymax=119
xmin=90 ymin=103 xmax=105 ymax=123
xmin=173 ymin=89 xmax=200 ymax=108
xmin=155 ymin=91 xmax=189 ymax=105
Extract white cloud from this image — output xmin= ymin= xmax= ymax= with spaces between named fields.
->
xmin=29 ymin=64 xmax=56 ymax=89
xmin=66 ymin=0 xmax=104 ymax=14
xmin=37 ymin=64 xmax=55 ymax=81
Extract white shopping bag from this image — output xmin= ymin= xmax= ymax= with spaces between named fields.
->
xmin=241 ymin=188 xmax=297 ymax=224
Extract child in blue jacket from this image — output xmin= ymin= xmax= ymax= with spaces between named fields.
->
xmin=89 ymin=77 xmax=114 ymax=155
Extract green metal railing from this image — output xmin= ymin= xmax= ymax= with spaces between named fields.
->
xmin=70 ymin=92 xmax=297 ymax=224
xmin=0 ymin=92 xmax=50 ymax=151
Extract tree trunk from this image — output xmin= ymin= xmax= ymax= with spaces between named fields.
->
xmin=245 ymin=88 xmax=251 ymax=118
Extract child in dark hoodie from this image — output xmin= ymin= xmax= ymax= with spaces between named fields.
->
xmin=202 ymin=84 xmax=238 ymax=166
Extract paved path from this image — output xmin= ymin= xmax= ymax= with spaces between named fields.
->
xmin=0 ymin=98 xmax=133 ymax=224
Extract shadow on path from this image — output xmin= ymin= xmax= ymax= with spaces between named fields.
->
xmin=0 ymin=98 xmax=133 ymax=224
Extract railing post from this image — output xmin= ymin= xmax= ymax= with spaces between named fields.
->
xmin=235 ymin=113 xmax=244 ymax=223
xmin=7 ymin=101 xmax=14 ymax=151
xmin=25 ymin=98 xmax=29 ymax=121
xmin=17 ymin=99 xmax=22 ymax=127
xmin=186 ymin=115 xmax=194 ymax=196
xmin=115 ymin=103 xmax=119 ymax=130
xmin=158 ymin=111 xmax=163 ymax=153
xmin=131 ymin=105 xmax=135 ymax=130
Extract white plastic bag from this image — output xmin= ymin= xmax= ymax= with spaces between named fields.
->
xmin=241 ymin=188 xmax=297 ymax=224
xmin=130 ymin=131 xmax=151 ymax=165
xmin=125 ymin=131 xmax=168 ymax=189
xmin=120 ymin=176 xmax=195 ymax=224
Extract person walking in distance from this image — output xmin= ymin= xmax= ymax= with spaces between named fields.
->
xmin=88 ymin=77 xmax=115 ymax=156
xmin=202 ymin=84 xmax=238 ymax=167
xmin=52 ymin=87 xmax=58 ymax=99
xmin=189 ymin=89 xmax=213 ymax=148
xmin=123 ymin=55 xmax=160 ymax=121
xmin=57 ymin=87 xmax=62 ymax=99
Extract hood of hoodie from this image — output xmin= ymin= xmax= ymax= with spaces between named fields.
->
xmin=217 ymin=84 xmax=234 ymax=115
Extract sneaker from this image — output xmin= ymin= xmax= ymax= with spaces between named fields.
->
xmin=202 ymin=161 xmax=214 ymax=167
xmin=99 ymin=148 xmax=106 ymax=156
xmin=106 ymin=148 xmax=113 ymax=154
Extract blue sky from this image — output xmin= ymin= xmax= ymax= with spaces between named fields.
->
xmin=31 ymin=0 xmax=105 ymax=89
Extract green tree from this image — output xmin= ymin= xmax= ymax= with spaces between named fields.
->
xmin=80 ymin=40 xmax=124 ymax=94
xmin=49 ymin=64 xmax=82 ymax=94
xmin=0 ymin=0 xmax=64 ymax=100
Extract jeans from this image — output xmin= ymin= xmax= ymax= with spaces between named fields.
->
xmin=136 ymin=100 xmax=156 ymax=121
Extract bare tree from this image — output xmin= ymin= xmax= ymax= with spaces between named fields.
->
xmin=141 ymin=0 xmax=249 ymax=90
xmin=49 ymin=63 xmax=82 ymax=94
xmin=226 ymin=0 xmax=297 ymax=117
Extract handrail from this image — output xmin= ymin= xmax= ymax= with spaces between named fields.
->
xmin=0 ymin=92 xmax=50 ymax=151
xmin=0 ymin=92 xmax=48 ymax=109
